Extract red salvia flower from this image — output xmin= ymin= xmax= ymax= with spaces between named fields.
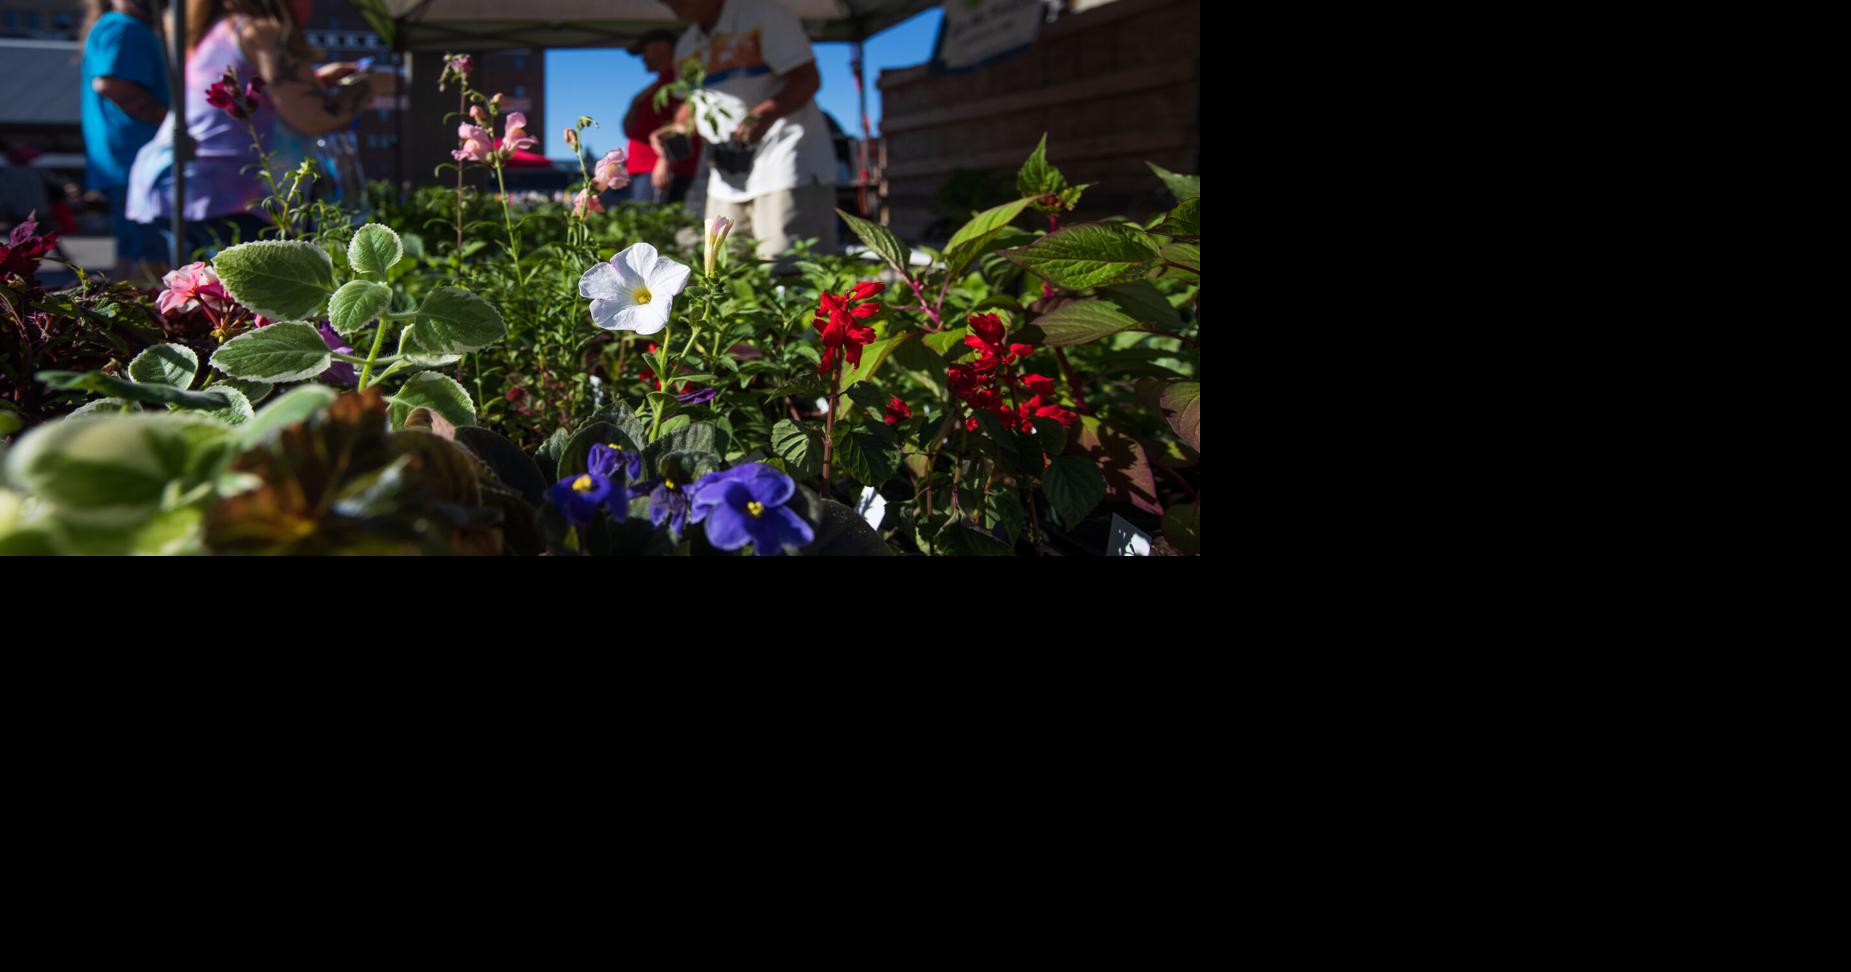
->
xmin=812 ymin=281 xmax=885 ymax=375
xmin=882 ymin=395 xmax=911 ymax=425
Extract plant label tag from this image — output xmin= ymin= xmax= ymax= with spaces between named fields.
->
xmin=1107 ymin=514 xmax=1151 ymax=557
xmin=855 ymin=485 xmax=887 ymax=530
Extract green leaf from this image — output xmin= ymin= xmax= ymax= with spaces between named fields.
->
xmin=890 ymin=334 xmax=949 ymax=400
xmin=1017 ymin=133 xmax=1066 ymax=201
xmin=128 ymin=344 xmax=199 ymax=388
xmin=1100 ymin=281 xmax=1182 ymax=328
xmin=936 ymin=521 xmax=1014 ymax=556
xmin=347 ymin=223 xmax=404 ymax=277
xmin=1159 ymin=241 xmax=1200 ymax=275
xmin=1 ymin=412 xmax=232 ymax=528
xmin=197 ymin=384 xmax=253 ymax=425
xmin=395 ymin=322 xmax=460 ymax=367
xmin=1003 ymin=223 xmax=1160 ymax=289
xmin=208 ymin=321 xmax=332 ymax=382
xmin=836 ymin=208 xmax=911 ymax=275
xmin=1162 ymin=501 xmax=1200 ymax=555
xmin=1031 ymin=417 xmax=1068 ymax=458
xmin=943 ymin=196 xmax=1036 ymax=279
xmin=328 ymin=279 xmax=394 ymax=339
xmin=834 ymin=421 xmax=899 ymax=487
xmin=237 ymin=385 xmax=338 ymax=449
xmin=924 ymin=327 xmax=969 ymax=356
xmin=217 ymin=377 xmax=274 ymax=404
xmin=1030 ymin=298 xmax=1138 ymax=347
xmin=1159 ymin=381 xmax=1200 ymax=452
xmin=0 ymin=410 xmax=21 ymax=437
xmin=211 ymin=239 xmax=335 ymax=320
xmin=1146 ymin=162 xmax=1200 ymax=202
xmin=842 ymin=331 xmax=911 ymax=389
xmin=1041 ymin=456 xmax=1106 ymax=529
xmin=1155 ymin=197 xmax=1199 ymax=240
xmin=409 ymin=287 xmax=508 ymax=355
xmin=771 ymin=419 xmax=823 ymax=477
xmin=38 ymin=370 xmax=232 ymax=411
xmin=387 ymin=372 xmax=475 ymax=429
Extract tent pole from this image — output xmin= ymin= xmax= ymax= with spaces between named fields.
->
xmin=853 ymin=38 xmax=871 ymax=218
xmin=168 ymin=0 xmax=189 ymax=266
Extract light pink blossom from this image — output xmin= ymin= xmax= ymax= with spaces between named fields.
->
xmin=594 ymin=148 xmax=629 ymax=191
xmin=501 ymin=112 xmax=537 ymax=155
xmin=454 ymin=123 xmax=493 ymax=163
xmin=573 ymin=188 xmax=604 ymax=219
xmin=156 ymin=262 xmax=231 ymax=316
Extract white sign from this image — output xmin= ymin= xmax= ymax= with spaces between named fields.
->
xmin=938 ymin=0 xmax=1045 ymax=71
xmin=1107 ymin=514 xmax=1151 ymax=556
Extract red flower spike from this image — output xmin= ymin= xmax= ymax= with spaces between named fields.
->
xmin=1022 ymin=374 xmax=1056 ymax=397
xmin=883 ymin=396 xmax=912 ymax=425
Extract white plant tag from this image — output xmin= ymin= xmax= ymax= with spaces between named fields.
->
xmin=856 ymin=486 xmax=888 ymax=530
xmin=1107 ymin=514 xmax=1151 ymax=556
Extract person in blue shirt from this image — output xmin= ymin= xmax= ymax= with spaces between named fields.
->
xmin=81 ymin=0 xmax=170 ymax=281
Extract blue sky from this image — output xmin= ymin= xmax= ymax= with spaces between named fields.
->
xmin=542 ymin=6 xmax=943 ymax=160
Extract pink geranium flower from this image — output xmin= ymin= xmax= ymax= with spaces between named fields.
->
xmin=156 ymin=262 xmax=232 ymax=316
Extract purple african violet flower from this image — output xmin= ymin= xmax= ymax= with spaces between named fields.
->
xmin=587 ymin=441 xmax=642 ymax=482
xmin=676 ymin=386 xmax=718 ymax=405
xmin=650 ymin=479 xmax=691 ymax=535
xmin=319 ymin=322 xmax=357 ymax=386
xmin=689 ymin=463 xmax=813 ymax=556
xmin=547 ymin=471 xmax=623 ymax=526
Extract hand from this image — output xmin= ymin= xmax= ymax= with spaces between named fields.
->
xmin=315 ymin=62 xmax=360 ymax=85
xmin=734 ymin=113 xmax=768 ymax=145
xmin=652 ymin=158 xmax=672 ymax=194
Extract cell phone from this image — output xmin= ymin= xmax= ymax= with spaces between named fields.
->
xmin=659 ymin=132 xmax=693 ymax=162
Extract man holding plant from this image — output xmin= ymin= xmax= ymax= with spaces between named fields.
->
xmin=654 ymin=0 xmax=839 ymax=264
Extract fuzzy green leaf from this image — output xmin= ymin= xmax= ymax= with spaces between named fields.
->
xmin=347 ymin=223 xmax=404 ymax=277
xmin=387 ymin=372 xmax=476 ymax=429
xmin=328 ymin=280 xmax=394 ymax=339
xmin=211 ymin=239 xmax=335 ymax=320
xmin=1003 ymin=223 xmax=1160 ymax=289
xmin=128 ymin=344 xmax=199 ymax=388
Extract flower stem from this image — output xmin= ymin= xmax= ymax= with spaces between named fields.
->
xmin=493 ymin=161 xmax=521 ymax=273
xmin=357 ymin=319 xmax=391 ymax=390
xmin=822 ymin=358 xmax=841 ymax=495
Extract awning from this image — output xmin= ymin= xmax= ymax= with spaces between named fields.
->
xmin=372 ymin=0 xmax=938 ymax=52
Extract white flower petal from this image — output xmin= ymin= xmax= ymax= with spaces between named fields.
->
xmin=618 ymin=242 xmax=660 ymax=282
xmin=626 ymin=300 xmax=672 ymax=335
xmin=588 ymin=297 xmax=630 ymax=330
xmin=579 ymin=262 xmax=627 ymax=300
xmin=647 ymin=257 xmax=691 ymax=299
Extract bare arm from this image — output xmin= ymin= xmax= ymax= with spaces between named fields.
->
xmin=736 ymin=61 xmax=821 ymax=143
xmin=93 ymin=76 xmax=167 ymax=126
xmin=243 ymin=21 xmax=366 ymax=136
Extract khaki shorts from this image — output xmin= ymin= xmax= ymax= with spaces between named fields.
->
xmin=707 ymin=183 xmax=839 ymax=264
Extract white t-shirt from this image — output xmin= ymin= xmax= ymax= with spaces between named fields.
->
xmin=674 ymin=0 xmax=837 ymax=203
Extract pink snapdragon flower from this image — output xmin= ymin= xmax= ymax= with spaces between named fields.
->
xmin=501 ymin=112 xmax=537 ymax=155
xmin=453 ymin=123 xmax=493 ymax=163
xmin=573 ymin=188 xmax=605 ymax=218
xmin=594 ymin=148 xmax=629 ymax=191
xmin=449 ymin=54 xmax=473 ymax=77
xmin=156 ymin=262 xmax=232 ymax=316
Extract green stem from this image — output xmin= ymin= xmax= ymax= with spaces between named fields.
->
xmin=494 ymin=162 xmax=521 ymax=272
xmin=357 ymin=320 xmax=391 ymax=390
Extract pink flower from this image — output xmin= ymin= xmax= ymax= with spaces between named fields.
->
xmin=156 ymin=262 xmax=231 ymax=316
xmin=453 ymin=123 xmax=493 ymax=163
xmin=470 ymin=105 xmax=490 ymax=127
xmin=501 ymin=112 xmax=537 ymax=155
xmin=594 ymin=148 xmax=629 ymax=191
xmin=573 ymin=187 xmax=604 ymax=218
xmin=449 ymin=54 xmax=473 ymax=77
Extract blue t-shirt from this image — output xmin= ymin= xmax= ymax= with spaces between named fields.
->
xmin=82 ymin=12 xmax=170 ymax=190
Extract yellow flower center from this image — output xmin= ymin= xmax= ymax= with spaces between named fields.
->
xmin=572 ymin=474 xmax=595 ymax=493
xmin=665 ymin=478 xmax=676 ymax=489
xmin=746 ymin=500 xmax=765 ymax=518
xmin=633 ymin=286 xmax=653 ymax=305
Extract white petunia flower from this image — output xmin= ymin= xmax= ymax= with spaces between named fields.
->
xmin=578 ymin=242 xmax=691 ymax=335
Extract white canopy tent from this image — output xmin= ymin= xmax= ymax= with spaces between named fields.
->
xmin=370 ymin=0 xmax=938 ymax=51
